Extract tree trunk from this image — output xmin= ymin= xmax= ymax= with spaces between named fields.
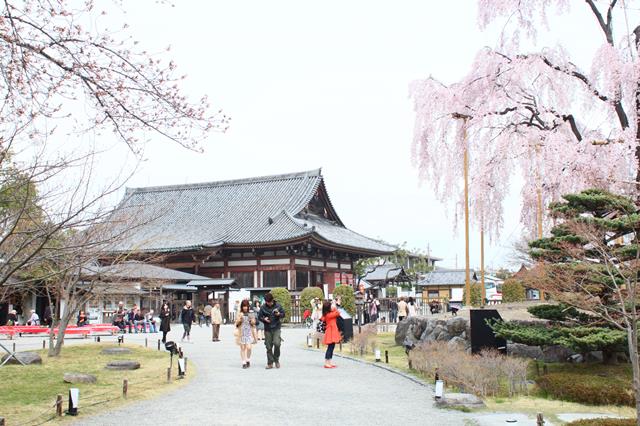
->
xmin=625 ymin=324 xmax=640 ymax=426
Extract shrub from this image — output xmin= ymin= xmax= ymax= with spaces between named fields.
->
xmin=408 ymin=341 xmax=529 ymax=397
xmin=300 ymin=287 xmax=324 ymax=314
xmin=350 ymin=324 xmax=377 ymax=355
xmin=536 ymin=372 xmax=634 ymax=406
xmin=270 ymin=287 xmax=292 ymax=323
xmin=332 ymin=285 xmax=355 ymax=316
xmin=462 ymin=282 xmax=483 ymax=307
xmin=501 ymin=279 xmax=526 ymax=303
xmin=566 ymin=419 xmax=636 ymax=426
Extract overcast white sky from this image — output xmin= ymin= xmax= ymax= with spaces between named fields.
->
xmin=84 ymin=0 xmax=620 ymax=270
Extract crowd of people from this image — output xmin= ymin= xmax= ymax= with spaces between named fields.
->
xmin=112 ymin=302 xmax=158 ymax=334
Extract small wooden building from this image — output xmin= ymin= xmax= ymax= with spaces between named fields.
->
xmin=417 ymin=269 xmax=479 ymax=303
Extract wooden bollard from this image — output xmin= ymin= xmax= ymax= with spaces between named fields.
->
xmin=56 ymin=394 xmax=63 ymax=416
xmin=42 ymin=340 xmax=46 ymax=349
xmin=316 ymin=338 xmax=320 ymax=349
xmin=536 ymin=413 xmax=544 ymax=425
xmin=385 ymin=350 xmax=389 ymax=364
xmin=145 ymin=338 xmax=148 ymax=348
xmin=543 ymin=364 xmax=548 ymax=375
xmin=408 ymin=359 xmax=413 ymax=369
xmin=534 ymin=360 xmax=540 ymax=377
xmin=157 ymin=339 xmax=161 ymax=351
xmin=339 ymin=342 xmax=342 ymax=352
xmin=122 ymin=379 xmax=128 ymax=398
xmin=184 ymin=357 xmax=188 ymax=374
xmin=359 ymin=346 xmax=363 ymax=356
xmin=12 ymin=343 xmax=15 ymax=353
xmin=167 ymin=367 xmax=172 ymax=383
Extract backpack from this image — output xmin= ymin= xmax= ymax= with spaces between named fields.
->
xmin=336 ymin=314 xmax=345 ymax=333
xmin=316 ymin=319 xmax=326 ymax=334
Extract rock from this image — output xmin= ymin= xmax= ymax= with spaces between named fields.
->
xmin=64 ymin=372 xmax=97 ymax=384
xmin=585 ymin=351 xmax=603 ymax=363
xmin=447 ymin=336 xmax=467 ymax=351
xmin=101 ymin=347 xmax=133 ymax=355
xmin=395 ymin=316 xmax=428 ymax=345
xmin=507 ymin=343 xmax=543 ymax=359
xmin=1 ymin=351 xmax=42 ymax=365
xmin=105 ymin=360 xmax=140 ymax=370
xmin=435 ymin=392 xmax=486 ymax=409
xmin=568 ymin=354 xmax=584 ymax=363
xmin=446 ymin=317 xmax=467 ymax=336
xmin=542 ymin=345 xmax=575 ymax=363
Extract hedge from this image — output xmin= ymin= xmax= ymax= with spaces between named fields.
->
xmin=501 ymin=279 xmax=526 ymax=303
xmin=270 ymin=287 xmax=292 ymax=323
xmin=300 ymin=287 xmax=324 ymax=315
xmin=332 ymin=285 xmax=355 ymax=316
xmin=536 ymin=372 xmax=634 ymax=407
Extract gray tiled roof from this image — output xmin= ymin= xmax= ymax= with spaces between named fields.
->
xmin=84 ymin=261 xmax=210 ymax=282
xmin=417 ymin=269 xmax=478 ymax=287
xmin=110 ymin=169 xmax=394 ymax=254
xmin=361 ymin=264 xmax=404 ymax=281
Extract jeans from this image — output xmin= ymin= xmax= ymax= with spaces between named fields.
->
xmin=205 ymin=316 xmax=211 ymax=327
xmin=212 ymin=323 xmax=220 ymax=340
xmin=134 ymin=320 xmax=146 ymax=333
xmin=264 ymin=328 xmax=281 ymax=365
xmin=390 ymin=310 xmax=398 ymax=323
xmin=325 ymin=343 xmax=335 ymax=360
xmin=182 ymin=323 xmax=192 ymax=339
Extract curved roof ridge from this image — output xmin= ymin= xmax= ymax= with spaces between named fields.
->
xmin=125 ymin=168 xmax=322 ymax=195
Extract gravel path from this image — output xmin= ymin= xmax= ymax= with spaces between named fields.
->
xmin=74 ymin=324 xmax=472 ymax=426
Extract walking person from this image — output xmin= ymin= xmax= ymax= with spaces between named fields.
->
xmin=181 ymin=301 xmax=195 ymax=342
xmin=321 ymin=299 xmax=341 ymax=368
xmin=211 ymin=302 xmax=222 ymax=342
xmin=159 ymin=301 xmax=171 ymax=344
xmin=204 ymin=302 xmax=212 ymax=327
xmin=253 ymin=300 xmax=264 ymax=340
xmin=389 ymin=299 xmax=398 ymax=323
xmin=235 ymin=300 xmax=257 ymax=368
xmin=369 ymin=296 xmax=379 ymax=323
xmin=197 ymin=304 xmax=205 ymax=327
xmin=407 ymin=297 xmax=417 ymax=317
xmin=258 ymin=292 xmax=284 ymax=369
xmin=397 ymin=297 xmax=408 ymax=322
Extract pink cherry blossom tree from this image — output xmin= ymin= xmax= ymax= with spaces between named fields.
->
xmin=0 ymin=0 xmax=229 ymax=153
xmin=411 ymin=1 xmax=638 ymax=239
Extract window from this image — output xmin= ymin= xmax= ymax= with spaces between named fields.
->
xmin=312 ymin=271 xmax=324 ymax=286
xmin=428 ymin=290 xmax=439 ymax=299
xmin=296 ymin=271 xmax=309 ymax=290
xmin=231 ymin=272 xmax=254 ymax=288
xmin=263 ymin=271 xmax=288 ymax=288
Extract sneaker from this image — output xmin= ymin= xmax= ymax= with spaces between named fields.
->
xmin=265 ymin=364 xmax=273 ymax=369
xmin=275 ymin=362 xmax=280 ymax=369
xmin=246 ymin=361 xmax=250 ymax=368
xmin=242 ymin=363 xmax=248 ymax=369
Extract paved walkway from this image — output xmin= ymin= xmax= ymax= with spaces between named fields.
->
xmin=76 ymin=324 xmax=468 ymax=425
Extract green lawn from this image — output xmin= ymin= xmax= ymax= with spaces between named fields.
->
xmin=0 ymin=344 xmax=191 ymax=425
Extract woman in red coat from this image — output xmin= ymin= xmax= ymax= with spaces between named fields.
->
xmin=321 ymin=300 xmax=342 ymax=368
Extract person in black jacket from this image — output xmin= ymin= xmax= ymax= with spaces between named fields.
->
xmin=180 ymin=301 xmax=195 ymax=342
xmin=159 ymin=301 xmax=171 ymax=343
xmin=258 ymin=292 xmax=285 ymax=369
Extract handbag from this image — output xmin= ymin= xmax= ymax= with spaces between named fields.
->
xmin=316 ymin=319 xmax=326 ymax=334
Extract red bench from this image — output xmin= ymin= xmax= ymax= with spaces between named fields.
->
xmin=0 ymin=324 xmax=119 ymax=339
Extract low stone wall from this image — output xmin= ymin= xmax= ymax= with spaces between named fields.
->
xmin=395 ymin=316 xmax=470 ymax=350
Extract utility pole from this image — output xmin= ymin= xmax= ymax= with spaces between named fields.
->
xmin=463 ymin=120 xmax=471 ymax=307
xmin=480 ymin=225 xmax=485 ymax=307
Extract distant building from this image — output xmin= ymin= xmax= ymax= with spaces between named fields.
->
xmin=417 ymin=269 xmax=478 ymax=302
